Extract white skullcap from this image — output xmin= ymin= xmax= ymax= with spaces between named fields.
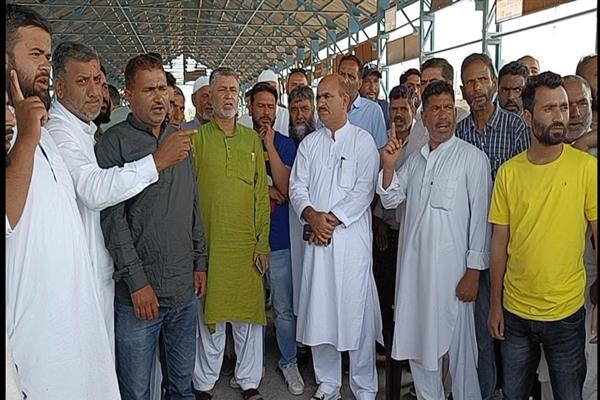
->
xmin=193 ymin=76 xmax=210 ymax=94
xmin=258 ymin=69 xmax=278 ymax=83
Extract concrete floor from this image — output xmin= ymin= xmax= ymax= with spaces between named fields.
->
xmin=209 ymin=317 xmax=417 ymax=400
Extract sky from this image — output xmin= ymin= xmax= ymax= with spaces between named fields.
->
xmin=168 ymin=0 xmax=596 ymax=119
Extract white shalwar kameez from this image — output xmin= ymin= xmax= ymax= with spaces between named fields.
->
xmin=46 ymin=100 xmax=159 ymax=355
xmin=289 ymin=121 xmax=382 ymax=400
xmin=377 ymin=135 xmax=491 ymax=400
xmin=5 ymin=128 xmax=121 ymax=400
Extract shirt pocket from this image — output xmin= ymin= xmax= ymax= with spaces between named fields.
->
xmin=337 ymin=157 xmax=356 ymax=189
xmin=231 ymin=149 xmax=254 ymax=185
xmin=430 ymin=177 xmax=458 ymax=211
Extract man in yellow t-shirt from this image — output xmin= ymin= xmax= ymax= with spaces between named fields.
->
xmin=488 ymin=72 xmax=597 ymax=400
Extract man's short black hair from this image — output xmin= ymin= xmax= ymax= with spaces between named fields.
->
xmin=389 ymin=84 xmax=417 ymax=108
xmin=165 ymin=72 xmax=177 ymax=88
xmin=576 ymin=54 xmax=596 ymax=73
xmin=249 ymin=82 xmax=278 ymax=104
xmin=338 ymin=54 xmax=363 ymax=71
xmin=498 ymin=61 xmax=529 ymax=81
xmin=399 ymin=68 xmax=421 ymax=84
xmin=522 ymin=71 xmax=564 ymax=114
xmin=288 ymin=68 xmax=310 ymax=83
xmin=461 ymin=53 xmax=497 ymax=81
xmin=421 ymin=58 xmax=454 ymax=83
xmin=108 ymin=84 xmax=120 ymax=106
xmin=422 ymin=80 xmax=455 ymax=110
xmin=6 ymin=4 xmax=52 ymax=55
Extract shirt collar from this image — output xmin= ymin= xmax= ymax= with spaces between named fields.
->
xmin=465 ymin=104 xmax=502 ymax=132
xmin=351 ymin=95 xmax=365 ymax=111
xmin=420 ymin=134 xmax=458 ymax=158
xmin=51 ymin=99 xmax=97 ymax=136
xmin=322 ymin=120 xmax=351 ymax=141
xmin=126 ymin=112 xmax=167 ymax=137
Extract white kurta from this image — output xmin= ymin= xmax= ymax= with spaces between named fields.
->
xmin=46 ymin=100 xmax=158 ymax=354
xmin=377 ymin=135 xmax=491 ymax=370
xmin=5 ymin=128 xmax=121 ymax=399
xmin=289 ymin=121 xmax=383 ymax=350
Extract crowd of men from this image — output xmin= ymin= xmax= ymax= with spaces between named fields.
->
xmin=5 ymin=3 xmax=598 ymax=400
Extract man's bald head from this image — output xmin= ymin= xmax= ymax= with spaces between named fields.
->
xmin=317 ymin=74 xmax=351 ymax=130
xmin=319 ymin=74 xmax=351 ymax=97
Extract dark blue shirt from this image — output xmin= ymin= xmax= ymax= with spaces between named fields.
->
xmin=266 ymin=132 xmax=297 ymax=251
xmin=455 ymin=105 xmax=530 ymax=180
xmin=377 ymin=99 xmax=390 ymax=130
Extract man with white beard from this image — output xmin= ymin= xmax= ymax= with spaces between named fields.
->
xmin=377 ymin=80 xmax=491 ymax=400
xmin=290 ymin=74 xmax=382 ymax=400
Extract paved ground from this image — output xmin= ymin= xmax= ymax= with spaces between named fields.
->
xmin=209 ymin=314 xmax=417 ymax=400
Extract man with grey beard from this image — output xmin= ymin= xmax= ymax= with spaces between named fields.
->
xmin=288 ymin=85 xmax=316 ymax=146
xmin=563 ymin=75 xmax=597 ymax=156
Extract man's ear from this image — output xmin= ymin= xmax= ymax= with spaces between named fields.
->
xmin=55 ymin=78 xmax=64 ymax=100
xmin=523 ymin=109 xmax=533 ymax=128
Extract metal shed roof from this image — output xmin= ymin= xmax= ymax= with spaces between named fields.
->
xmin=16 ymin=0 xmax=416 ymax=88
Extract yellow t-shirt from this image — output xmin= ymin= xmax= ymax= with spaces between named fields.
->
xmin=489 ymin=145 xmax=597 ymax=321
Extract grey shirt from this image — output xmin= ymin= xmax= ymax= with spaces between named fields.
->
xmin=96 ymin=113 xmax=207 ymax=306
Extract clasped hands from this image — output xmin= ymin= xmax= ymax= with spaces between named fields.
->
xmin=306 ymin=209 xmax=340 ymax=246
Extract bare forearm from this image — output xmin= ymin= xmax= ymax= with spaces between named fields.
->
xmin=490 ymin=238 xmax=508 ymax=308
xmin=5 ymin=138 xmax=38 ymax=227
xmin=382 ymin=165 xmax=395 ymax=190
xmin=266 ymin=145 xmax=290 ymax=195
xmin=301 ymin=206 xmax=316 ymax=224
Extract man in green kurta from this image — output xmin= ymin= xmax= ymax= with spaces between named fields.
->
xmin=191 ymin=67 xmax=270 ymax=400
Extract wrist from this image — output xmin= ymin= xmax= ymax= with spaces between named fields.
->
xmin=152 ymin=152 xmax=165 ymax=172
xmin=382 ymin=163 xmax=395 ymax=173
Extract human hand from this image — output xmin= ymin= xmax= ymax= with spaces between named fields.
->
xmin=259 ymin=125 xmax=276 ymax=149
xmin=380 ymin=134 xmax=404 ymax=170
xmin=307 ymin=211 xmax=335 ymax=243
xmin=10 ymin=70 xmax=46 ymax=145
xmin=456 ymin=268 xmax=480 ymax=302
xmin=194 ymin=271 xmax=207 ymax=298
xmin=488 ymin=302 xmax=505 ymax=340
xmin=254 ymin=253 xmax=270 ymax=274
xmin=130 ymin=285 xmax=160 ymax=320
xmin=153 ymin=128 xmax=196 ymax=172
xmin=269 ymin=186 xmax=287 ymax=204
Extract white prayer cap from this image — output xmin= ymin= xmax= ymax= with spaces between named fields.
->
xmin=193 ymin=76 xmax=210 ymax=94
xmin=258 ymin=69 xmax=278 ymax=83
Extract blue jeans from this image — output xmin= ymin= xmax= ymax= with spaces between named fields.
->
xmin=475 ymin=269 xmax=497 ymax=400
xmin=266 ymin=248 xmax=298 ymax=369
xmin=502 ymin=307 xmax=586 ymax=400
xmin=115 ymin=297 xmax=198 ymax=400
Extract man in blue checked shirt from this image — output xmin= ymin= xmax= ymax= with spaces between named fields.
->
xmin=456 ymin=52 xmax=530 ymax=400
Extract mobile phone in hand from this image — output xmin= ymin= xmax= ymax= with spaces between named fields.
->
xmin=255 ymin=257 xmax=265 ymax=275
xmin=303 ymin=224 xmax=312 ymax=241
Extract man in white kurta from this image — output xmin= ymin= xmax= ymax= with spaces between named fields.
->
xmin=5 ymin=6 xmax=120 ymax=398
xmin=377 ymin=81 xmax=491 ymax=400
xmin=289 ymin=74 xmax=382 ymax=400
xmin=5 ymin=126 xmax=121 ymax=400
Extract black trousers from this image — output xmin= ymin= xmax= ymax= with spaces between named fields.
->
xmin=373 ymin=226 xmax=405 ymax=399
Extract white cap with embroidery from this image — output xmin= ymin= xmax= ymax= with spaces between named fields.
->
xmin=192 ymin=76 xmax=210 ymax=94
